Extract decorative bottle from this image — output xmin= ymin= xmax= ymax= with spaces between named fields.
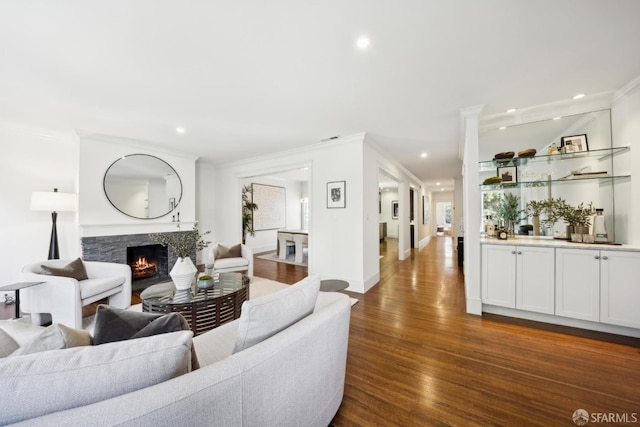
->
xmin=486 ymin=215 xmax=495 ymax=238
xmin=593 ymin=208 xmax=608 ymax=243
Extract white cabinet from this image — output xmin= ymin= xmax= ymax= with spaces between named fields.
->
xmin=482 ymin=245 xmax=515 ymax=308
xmin=482 ymin=244 xmax=555 ymax=314
xmin=555 ymin=248 xmax=600 ymax=321
xmin=556 ymin=248 xmax=640 ymax=328
xmin=600 ymin=250 xmax=640 ymax=329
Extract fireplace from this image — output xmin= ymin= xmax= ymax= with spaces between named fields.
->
xmin=127 ymin=244 xmax=166 ymax=280
xmin=81 ymin=230 xmax=195 ymax=290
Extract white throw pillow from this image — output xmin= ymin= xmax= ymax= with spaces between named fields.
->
xmin=0 ymin=330 xmax=194 ymax=425
xmin=234 ymin=275 xmax=320 ymax=353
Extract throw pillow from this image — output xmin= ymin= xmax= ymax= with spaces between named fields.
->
xmin=92 ymin=304 xmax=199 ymax=369
xmin=40 ymin=257 xmax=88 ymax=280
xmin=11 ymin=323 xmax=92 ymax=357
xmin=92 ymin=304 xmax=189 ymax=345
xmin=0 ymin=329 xmax=19 ymax=358
xmin=217 ymin=244 xmax=241 ymax=259
xmin=0 ymin=330 xmax=194 ymax=425
xmin=234 ymin=275 xmax=320 ymax=353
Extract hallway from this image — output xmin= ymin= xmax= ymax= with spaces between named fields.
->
xmin=330 ymin=236 xmax=639 ymax=426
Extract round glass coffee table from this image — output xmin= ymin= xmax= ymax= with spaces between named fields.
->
xmin=141 ymin=273 xmax=249 ymax=336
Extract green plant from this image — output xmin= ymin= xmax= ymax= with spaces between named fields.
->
xmin=540 ymin=197 xmax=566 ymax=227
xmin=198 ymin=274 xmax=213 ymax=281
xmin=524 ymin=200 xmax=546 ymax=218
xmin=149 ymin=224 xmax=211 ymax=259
xmin=495 ymin=193 xmax=521 ymax=223
xmin=559 ymin=202 xmax=594 ymax=227
xmin=242 ymin=185 xmax=259 ymax=244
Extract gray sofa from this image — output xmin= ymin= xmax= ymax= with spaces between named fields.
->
xmin=0 ymin=276 xmax=351 ymax=426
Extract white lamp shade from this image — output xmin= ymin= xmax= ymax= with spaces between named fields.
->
xmin=30 ymin=190 xmax=78 ymax=212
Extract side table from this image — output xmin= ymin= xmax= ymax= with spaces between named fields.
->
xmin=320 ymin=279 xmax=349 ymax=292
xmin=0 ymin=282 xmax=43 ymax=319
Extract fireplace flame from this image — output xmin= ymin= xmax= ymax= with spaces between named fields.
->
xmin=130 ymin=256 xmax=158 ymax=279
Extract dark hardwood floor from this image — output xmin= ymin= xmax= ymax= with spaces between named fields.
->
xmin=5 ymin=238 xmax=639 ymax=426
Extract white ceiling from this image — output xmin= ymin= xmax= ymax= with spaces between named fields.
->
xmin=2 ymin=1 xmax=640 ymax=194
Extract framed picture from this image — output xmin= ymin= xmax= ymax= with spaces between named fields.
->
xmin=560 ymin=134 xmax=588 ymax=153
xmin=422 ymin=196 xmax=429 ymax=224
xmin=497 ymin=166 xmax=517 ymax=184
xmin=392 ymin=200 xmax=399 ymax=219
xmin=327 ymin=181 xmax=346 ymax=208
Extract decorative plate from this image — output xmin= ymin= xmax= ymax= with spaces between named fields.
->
xmin=517 ymin=148 xmax=537 ymax=158
xmin=493 ymin=151 xmax=515 ymax=160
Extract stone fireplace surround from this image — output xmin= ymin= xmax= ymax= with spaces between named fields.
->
xmin=81 ymin=231 xmax=196 ymax=288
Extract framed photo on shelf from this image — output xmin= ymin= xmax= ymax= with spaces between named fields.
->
xmin=497 ymin=166 xmax=517 ymax=184
xmin=392 ymin=200 xmax=399 ymax=219
xmin=327 ymin=181 xmax=346 ymax=208
xmin=560 ymin=134 xmax=588 ymax=153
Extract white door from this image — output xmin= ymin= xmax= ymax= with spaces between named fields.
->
xmin=482 ymin=244 xmax=516 ymax=308
xmin=600 ymin=250 xmax=640 ymax=329
xmin=555 ymin=248 xmax=600 ymax=321
xmin=516 ymin=246 xmax=555 ymax=314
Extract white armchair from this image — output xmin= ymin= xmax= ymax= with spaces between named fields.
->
xmin=204 ymin=243 xmax=253 ymax=280
xmin=20 ymin=260 xmax=132 ymax=328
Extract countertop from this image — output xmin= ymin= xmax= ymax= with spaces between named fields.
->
xmin=480 ymin=236 xmax=640 ymax=252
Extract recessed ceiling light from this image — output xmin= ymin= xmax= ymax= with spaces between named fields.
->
xmin=572 ymin=93 xmax=586 ymax=100
xmin=436 ymin=182 xmax=440 ymax=186
xmin=440 ymin=188 xmax=444 ymax=191
xmin=176 ymin=127 xmax=185 ymax=134
xmin=506 ymin=108 xmax=517 ymax=113
xmin=356 ymin=36 xmax=370 ymax=49
xmin=553 ymin=116 xmax=562 ymax=120
xmin=499 ymin=126 xmax=507 ymax=130
xmin=421 ymin=152 xmax=428 ymax=158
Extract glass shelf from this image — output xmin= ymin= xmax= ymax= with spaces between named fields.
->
xmin=478 ymin=146 xmax=630 ymax=172
xmin=480 ymin=174 xmax=630 ymax=190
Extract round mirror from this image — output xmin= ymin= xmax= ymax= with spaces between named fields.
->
xmin=103 ymin=154 xmax=182 ymax=219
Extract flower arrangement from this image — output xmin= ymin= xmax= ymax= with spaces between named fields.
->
xmin=149 ymin=224 xmax=211 ymax=259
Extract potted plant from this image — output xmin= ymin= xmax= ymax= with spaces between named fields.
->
xmin=242 ymin=185 xmax=259 ymax=244
xmin=558 ymin=201 xmax=594 ymax=241
xmin=495 ymin=193 xmax=521 ymax=236
xmin=523 ymin=199 xmax=546 ymax=236
xmin=197 ymin=274 xmax=214 ymax=290
xmin=150 ymin=224 xmax=211 ymax=290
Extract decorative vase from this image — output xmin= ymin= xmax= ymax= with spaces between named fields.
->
xmin=197 ymin=277 xmax=214 ymax=290
xmin=170 ymin=257 xmax=197 ymax=291
xmin=532 ymin=216 xmax=540 ymax=236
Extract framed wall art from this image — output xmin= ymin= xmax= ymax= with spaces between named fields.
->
xmin=497 ymin=166 xmax=517 ymax=184
xmin=560 ymin=134 xmax=588 ymax=153
xmin=327 ymin=181 xmax=346 ymax=208
xmin=251 ymin=183 xmax=286 ymax=230
xmin=392 ymin=200 xmax=399 ymax=219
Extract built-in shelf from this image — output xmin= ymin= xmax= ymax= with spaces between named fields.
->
xmin=478 ymin=146 xmax=630 ymax=172
xmin=480 ymin=174 xmax=631 ymax=190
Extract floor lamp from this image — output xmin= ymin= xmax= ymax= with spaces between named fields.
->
xmin=30 ymin=188 xmax=78 ymax=260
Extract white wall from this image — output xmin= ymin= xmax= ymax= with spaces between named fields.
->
xmin=241 ymin=176 xmax=305 ymax=254
xmin=379 ymin=190 xmax=399 ymax=237
xmin=612 ymin=78 xmax=640 ymax=245
xmin=78 ymin=134 xmax=198 ymax=238
xmin=0 ymin=121 xmax=80 ymax=288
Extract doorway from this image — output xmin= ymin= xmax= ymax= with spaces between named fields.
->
xmin=436 ymin=202 xmax=452 ymax=236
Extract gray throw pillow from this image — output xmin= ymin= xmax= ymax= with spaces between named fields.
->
xmin=92 ymin=305 xmax=199 ymax=369
xmin=92 ymin=305 xmax=189 ymax=345
xmin=217 ymin=244 xmax=241 ymax=259
xmin=41 ymin=257 xmax=88 ymax=280
xmin=11 ymin=323 xmax=92 ymax=357
xmin=0 ymin=329 xmax=19 ymax=358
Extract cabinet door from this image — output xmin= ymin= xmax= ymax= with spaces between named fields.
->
xmin=555 ymin=248 xmax=600 ymax=321
xmin=516 ymin=246 xmax=555 ymax=314
xmin=600 ymin=250 xmax=640 ymax=328
xmin=482 ymin=245 xmax=516 ymax=308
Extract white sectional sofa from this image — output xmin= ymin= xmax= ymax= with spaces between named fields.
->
xmin=0 ymin=276 xmax=351 ymax=426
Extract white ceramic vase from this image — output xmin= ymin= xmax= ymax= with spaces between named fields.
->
xmin=170 ymin=257 xmax=197 ymax=290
